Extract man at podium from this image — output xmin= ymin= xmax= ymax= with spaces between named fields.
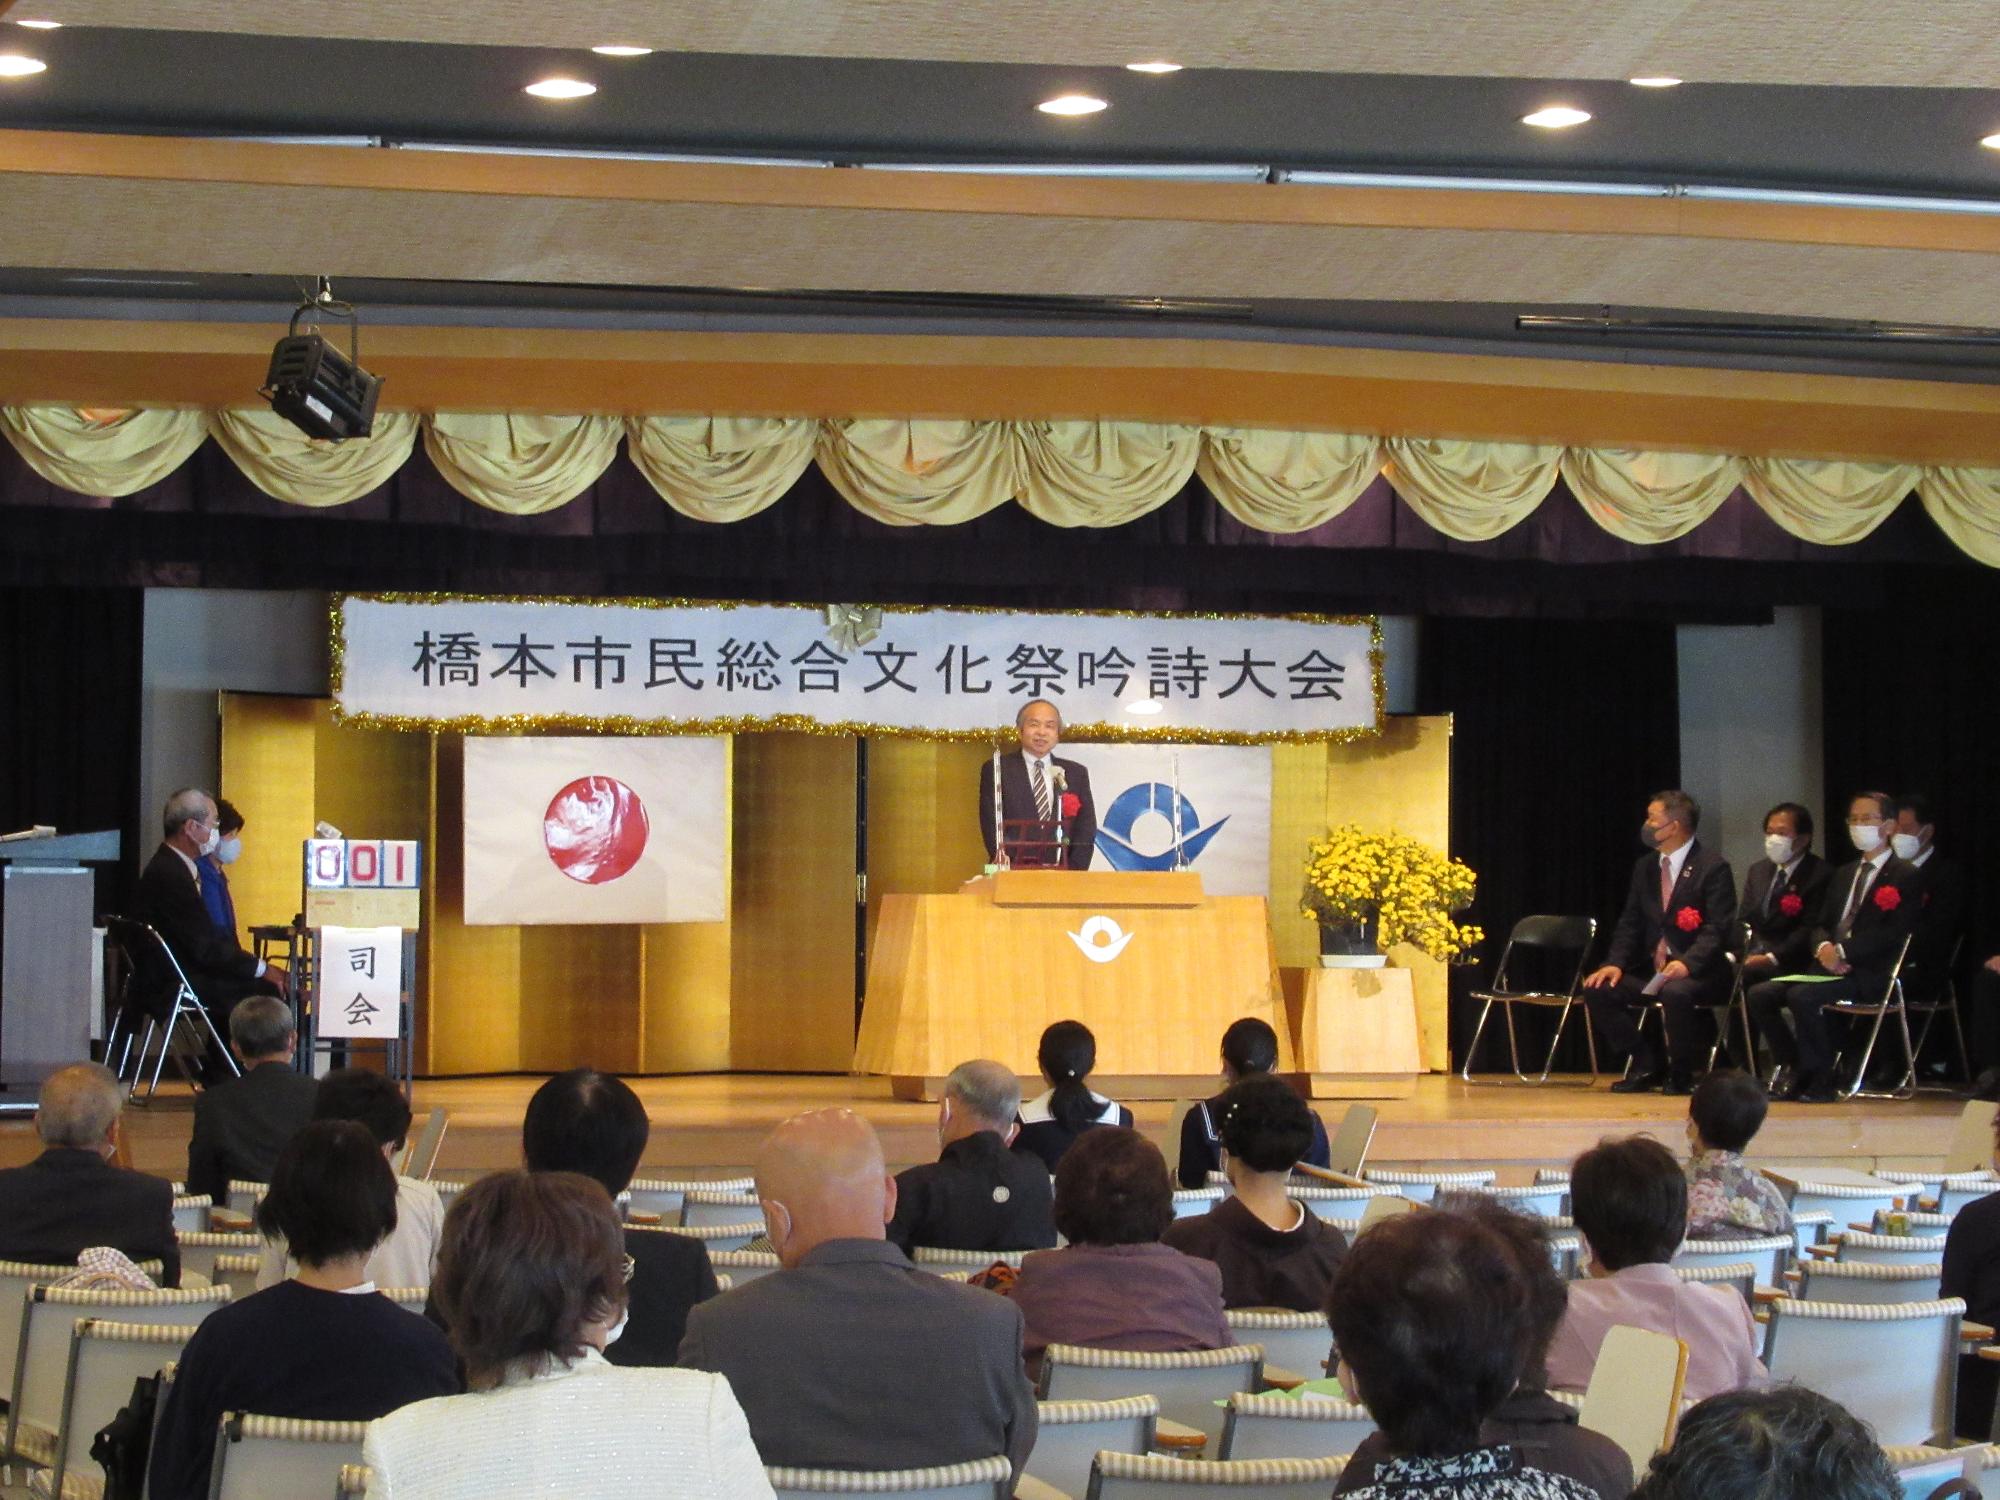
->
xmin=977 ymin=699 xmax=1097 ymax=871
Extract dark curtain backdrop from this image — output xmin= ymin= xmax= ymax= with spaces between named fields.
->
xmin=1823 ymin=581 xmax=2000 ymax=1036
xmin=0 ymin=587 xmax=145 ymax=915
xmin=1417 ymin=617 xmax=1683 ymax=1073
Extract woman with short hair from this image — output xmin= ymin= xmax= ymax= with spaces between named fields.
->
xmin=363 ymin=1169 xmax=772 ymax=1498
xmin=1176 ymin=1017 xmax=1330 ymax=1187
xmin=1683 ymin=1069 xmax=1792 ymax=1241
xmin=149 ymin=1120 xmax=459 ymax=1500
xmin=1004 ymin=1126 xmax=1229 ymax=1377
xmin=1014 ymin=1019 xmax=1133 ymax=1173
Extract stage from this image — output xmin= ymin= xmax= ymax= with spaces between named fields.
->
xmin=0 ymin=1073 xmax=1973 ymax=1185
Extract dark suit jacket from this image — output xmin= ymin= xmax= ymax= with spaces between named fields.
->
xmin=1906 ymin=852 xmax=1967 ymax=999
xmin=1738 ymin=852 xmax=1832 ymax=974
xmin=978 ymin=752 xmax=1096 ymax=870
xmin=1809 ymin=853 xmax=1922 ymax=979
xmin=184 ymin=1060 xmax=319 ymax=1203
xmin=1604 ymin=839 xmax=1737 ymax=994
xmin=887 ymin=1131 xmax=1057 ymax=1254
xmin=136 ymin=844 xmax=260 ymax=993
xmin=610 ymin=1223 xmax=719 ymax=1369
xmin=0 ymin=1147 xmax=180 ymax=1286
xmin=678 ymin=1237 xmax=1038 ymax=1479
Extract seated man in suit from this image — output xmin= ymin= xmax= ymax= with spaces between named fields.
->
xmin=197 ymin=797 xmax=247 ymax=944
xmin=1891 ymin=793 xmax=1965 ymax=1006
xmin=679 ymin=1108 xmax=1037 ymax=1481
xmin=184 ymin=994 xmax=317 ymax=1203
xmin=1748 ymin=790 xmax=1920 ymax=1102
xmin=1736 ymin=801 xmax=1832 ymax=990
xmin=522 ymin=1067 xmax=717 ymax=1367
xmin=0 ymin=1062 xmax=179 ymax=1284
xmin=136 ymin=788 xmax=285 ymax=1071
xmin=887 ymin=1059 xmax=1055 ymax=1256
xmin=977 ymin=698 xmax=1096 ymax=870
xmin=1583 ymin=789 xmax=1737 ymax=1096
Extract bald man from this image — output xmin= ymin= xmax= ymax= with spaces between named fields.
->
xmin=0 ymin=1063 xmax=179 ymax=1284
xmin=677 ymin=1108 xmax=1036 ymax=1479
xmin=887 ymin=1060 xmax=1054 ymax=1255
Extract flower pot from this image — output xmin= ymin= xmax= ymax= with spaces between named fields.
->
xmin=1319 ymin=917 xmax=1387 ymax=969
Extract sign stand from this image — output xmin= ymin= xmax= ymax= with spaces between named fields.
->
xmin=302 ymin=839 xmax=421 ymax=1090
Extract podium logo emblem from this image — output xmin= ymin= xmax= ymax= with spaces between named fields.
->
xmin=1067 ymin=915 xmax=1134 ymax=964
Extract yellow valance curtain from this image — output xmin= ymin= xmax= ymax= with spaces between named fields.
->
xmin=5 ymin=404 xmax=1999 ymax=567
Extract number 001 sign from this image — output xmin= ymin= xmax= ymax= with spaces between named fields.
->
xmin=303 ymin=839 xmax=423 ymax=929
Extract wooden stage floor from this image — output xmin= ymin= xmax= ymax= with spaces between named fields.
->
xmin=1 ymin=1073 xmax=1975 ymax=1184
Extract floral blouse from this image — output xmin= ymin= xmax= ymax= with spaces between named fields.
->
xmin=1685 ymin=1149 xmax=1794 ymax=1240
xmin=1340 ymin=1444 xmax=1600 ymax=1498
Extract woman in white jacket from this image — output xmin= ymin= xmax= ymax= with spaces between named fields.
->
xmin=364 ymin=1169 xmax=772 ymax=1499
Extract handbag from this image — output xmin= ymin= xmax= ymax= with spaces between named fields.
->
xmin=89 ymin=1372 xmax=161 ymax=1500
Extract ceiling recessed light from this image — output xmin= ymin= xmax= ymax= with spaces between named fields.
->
xmin=591 ymin=44 xmax=652 ymax=57
xmin=1125 ymin=60 xmax=1182 ymax=74
xmin=1522 ymin=105 xmax=1591 ymax=129
xmin=0 ymin=53 xmax=47 ymax=77
xmin=524 ymin=76 xmax=596 ymax=99
xmin=1038 ymin=94 xmax=1108 ymax=117
xmin=1983 ymin=133 xmax=2000 ymax=151
xmin=13 ymin=19 xmax=63 ymax=29
xmin=1629 ymin=75 xmax=1682 ymax=88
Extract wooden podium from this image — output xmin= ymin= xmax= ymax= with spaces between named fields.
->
xmin=853 ymin=870 xmax=1285 ymax=1100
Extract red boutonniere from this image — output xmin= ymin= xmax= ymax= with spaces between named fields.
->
xmin=1778 ymin=891 xmax=1804 ymax=917
xmin=1674 ymin=905 xmax=1703 ymax=932
xmin=1060 ymin=792 xmax=1082 ymax=818
xmin=1872 ymin=885 xmax=1902 ymax=912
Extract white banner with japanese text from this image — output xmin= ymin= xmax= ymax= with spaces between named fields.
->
xmin=317 ymin=925 xmax=404 ymax=1039
xmin=334 ymin=595 xmax=1380 ymax=743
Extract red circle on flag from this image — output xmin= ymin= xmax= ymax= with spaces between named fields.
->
xmin=543 ymin=775 xmax=650 ymax=884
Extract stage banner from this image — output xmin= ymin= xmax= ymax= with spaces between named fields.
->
xmin=336 ymin=595 xmax=1380 ymax=743
xmin=462 ymin=736 xmax=728 ymax=926
xmin=1076 ymin=744 xmax=1273 ymax=896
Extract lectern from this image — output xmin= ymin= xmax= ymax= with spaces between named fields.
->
xmin=0 ymin=830 xmax=121 ymax=1102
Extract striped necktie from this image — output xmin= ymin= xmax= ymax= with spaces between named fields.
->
xmin=1032 ymin=759 xmax=1052 ymax=821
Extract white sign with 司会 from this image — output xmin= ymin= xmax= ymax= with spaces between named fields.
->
xmin=317 ymin=926 xmax=404 ymax=1039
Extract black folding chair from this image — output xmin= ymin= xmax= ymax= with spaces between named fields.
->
xmin=1461 ymin=915 xmax=1599 ymax=1085
xmin=1904 ymin=935 xmax=1971 ymax=1087
xmin=100 ymin=915 xmax=241 ymax=1103
xmin=1829 ymin=935 xmax=1917 ymax=1101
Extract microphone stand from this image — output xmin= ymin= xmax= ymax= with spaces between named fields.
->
xmin=1171 ymin=750 xmax=1186 ymax=871
xmin=1049 ymin=764 xmax=1068 ymax=865
xmin=991 ymin=744 xmax=1008 ymax=869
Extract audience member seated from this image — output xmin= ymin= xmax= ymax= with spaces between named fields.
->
xmin=523 ymin=1067 xmax=717 ymax=1367
xmin=1336 ymin=1202 xmax=1633 ymax=1500
xmin=1683 ymin=1070 xmax=1793 ymax=1241
xmin=1943 ymin=1109 xmax=2000 ymax=1437
xmin=184 ymin=993 xmax=316 ymax=1203
xmin=197 ymin=796 xmax=248 ymax=943
xmin=1162 ymin=1075 xmax=1348 ymax=1311
xmin=678 ymin=1108 xmax=1037 ymax=1479
xmin=368 ymin=1170 xmax=772 ymax=1499
xmin=1326 ymin=1208 xmax=1601 ymax=1499
xmin=0 ymin=1061 xmax=179 ymax=1284
xmin=257 ymin=1068 xmax=442 ymax=1291
xmin=1749 ymin=790 xmax=1919 ymax=1103
xmin=1176 ymin=1017 xmax=1330 ymax=1187
xmin=1735 ymin=800 xmax=1831 ymax=985
xmin=1005 ymin=1125 xmax=1229 ymax=1376
xmin=1546 ymin=1136 xmax=1765 ymax=1402
xmin=1014 ymin=1019 xmax=1133 ymax=1172
xmin=1628 ymin=1387 xmax=1899 ymax=1500
xmin=149 ymin=1120 xmax=459 ymax=1500
xmin=887 ymin=1058 xmax=1055 ymax=1255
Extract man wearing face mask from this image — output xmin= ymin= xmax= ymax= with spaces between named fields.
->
xmin=1889 ymin=795 xmax=1965 ymax=1015
xmin=1584 ymin=790 xmax=1738 ymax=1096
xmin=1747 ymin=790 xmax=1920 ymax=1103
xmin=136 ymin=788 xmax=286 ymax=1080
xmin=1737 ymin=803 xmax=1832 ymax=987
xmin=886 ymin=1059 xmax=1055 ymax=1255
xmin=197 ymin=798 xmax=246 ymax=944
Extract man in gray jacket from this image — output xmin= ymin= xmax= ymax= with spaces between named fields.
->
xmin=678 ymin=1107 xmax=1037 ymax=1480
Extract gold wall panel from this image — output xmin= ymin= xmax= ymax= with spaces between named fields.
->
xmin=864 ymin=738 xmax=991 ymax=950
xmin=520 ymin=923 xmax=643 ymax=1074
xmin=217 ymin=694 xmax=317 ymax=935
xmin=422 ymin=734 xmax=522 ymax=1074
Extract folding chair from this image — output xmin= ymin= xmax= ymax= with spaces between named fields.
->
xmin=1357 ymin=1195 xmax=1416 ymax=1234
xmin=1085 ymin=1451 xmax=1348 ymax=1499
xmin=1706 ymin=933 xmax=1759 ymax=1072
xmin=1832 ymin=1230 xmax=1950 ymax=1267
xmin=1629 ymin=952 xmax=1744 ymax=1082
xmin=1217 ymin=1391 xmax=1375 ymax=1460
xmin=1672 ymin=1260 xmax=1757 ymax=1307
xmin=336 ymin=1464 xmax=372 ymax=1499
xmin=210 ymin=1413 xmax=369 ymax=1500
xmin=1026 ymin=1395 xmax=1157 ymax=1497
xmin=1171 ymin=1188 xmax=1223 ymax=1219
xmin=1672 ymin=1235 xmax=1793 ymax=1289
xmin=176 ymin=1231 xmax=260 ymax=1286
xmin=1933 ymin=1175 xmax=2000 ymax=1219
xmin=1771 ymin=1176 xmax=1906 ymax=1243
xmin=396 ymin=1108 xmax=448 ymax=1180
xmin=647 ymin=1221 xmax=765 ymax=1256
xmin=1763 ymin=1296 xmax=1964 ymax=1447
xmin=1461 ymin=915 xmax=1598 ymax=1085
xmin=1287 ymin=1184 xmax=1389 ymax=1222
xmin=1577 ymin=1325 xmax=1687 ymax=1478
xmin=172 ymin=1195 xmax=213 ymax=1235
xmin=42 ymin=1318 xmax=197 ymax=1500
xmin=1792 ymin=1210 xmax=1835 ymax=1260
xmin=211 ymin=1253 xmax=262 ymax=1302
xmin=1360 ymin=1167 xmax=1495 ymax=1203
xmin=625 ymin=1176 xmax=754 ymax=1224
xmin=1324 ymin=1106 xmax=1377 ymax=1177
xmin=707 ymin=1249 xmax=782 ymax=1288
xmin=1798 ymin=1260 xmax=1943 ymax=1304
xmin=100 ymin=916 xmax=241 ymax=1103
xmin=1904 ymin=936 xmax=1971 ymax=1086
xmin=1441 ymin=1182 xmax=1568 ymax=1220
xmin=679 ymin=1189 xmax=764 ymax=1228
xmin=1224 ymin=1310 xmax=1331 ymax=1380
xmin=767 ymin=1455 xmax=1011 ymax=1500
xmin=1039 ymin=1344 xmax=1267 ymax=1460
xmin=1826 ymin=936 xmax=1917 ymax=1099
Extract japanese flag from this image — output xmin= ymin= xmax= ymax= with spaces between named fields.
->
xmin=462 ymin=736 xmax=728 ymax=925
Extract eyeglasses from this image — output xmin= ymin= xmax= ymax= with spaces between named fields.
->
xmin=621 ymin=1253 xmax=635 ymax=1284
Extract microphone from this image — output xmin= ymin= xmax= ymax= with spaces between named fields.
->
xmin=1048 ymin=765 xmax=1068 ymax=853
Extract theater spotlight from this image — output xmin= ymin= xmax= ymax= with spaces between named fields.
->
xmin=260 ymin=278 xmax=382 ymax=441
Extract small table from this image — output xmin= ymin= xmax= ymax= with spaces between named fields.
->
xmin=1293 ymin=966 xmax=1422 ymax=1099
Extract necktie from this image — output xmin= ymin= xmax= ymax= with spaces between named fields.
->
xmin=1654 ymin=856 xmax=1674 ymax=970
xmin=1764 ymin=867 xmax=1785 ymax=916
xmin=1838 ymin=863 xmax=1876 ymax=937
xmin=1032 ymin=759 xmax=1052 ymax=822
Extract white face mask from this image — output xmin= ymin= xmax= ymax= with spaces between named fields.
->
xmin=197 ymin=824 xmax=221 ymax=857
xmin=602 ymin=1309 xmax=628 ymax=1347
xmin=1763 ymin=834 xmax=1796 ymax=866
xmin=1848 ymin=822 xmax=1884 ymax=854
xmin=1890 ymin=833 xmax=1923 ymax=861
xmin=216 ymin=836 xmax=243 ymax=865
